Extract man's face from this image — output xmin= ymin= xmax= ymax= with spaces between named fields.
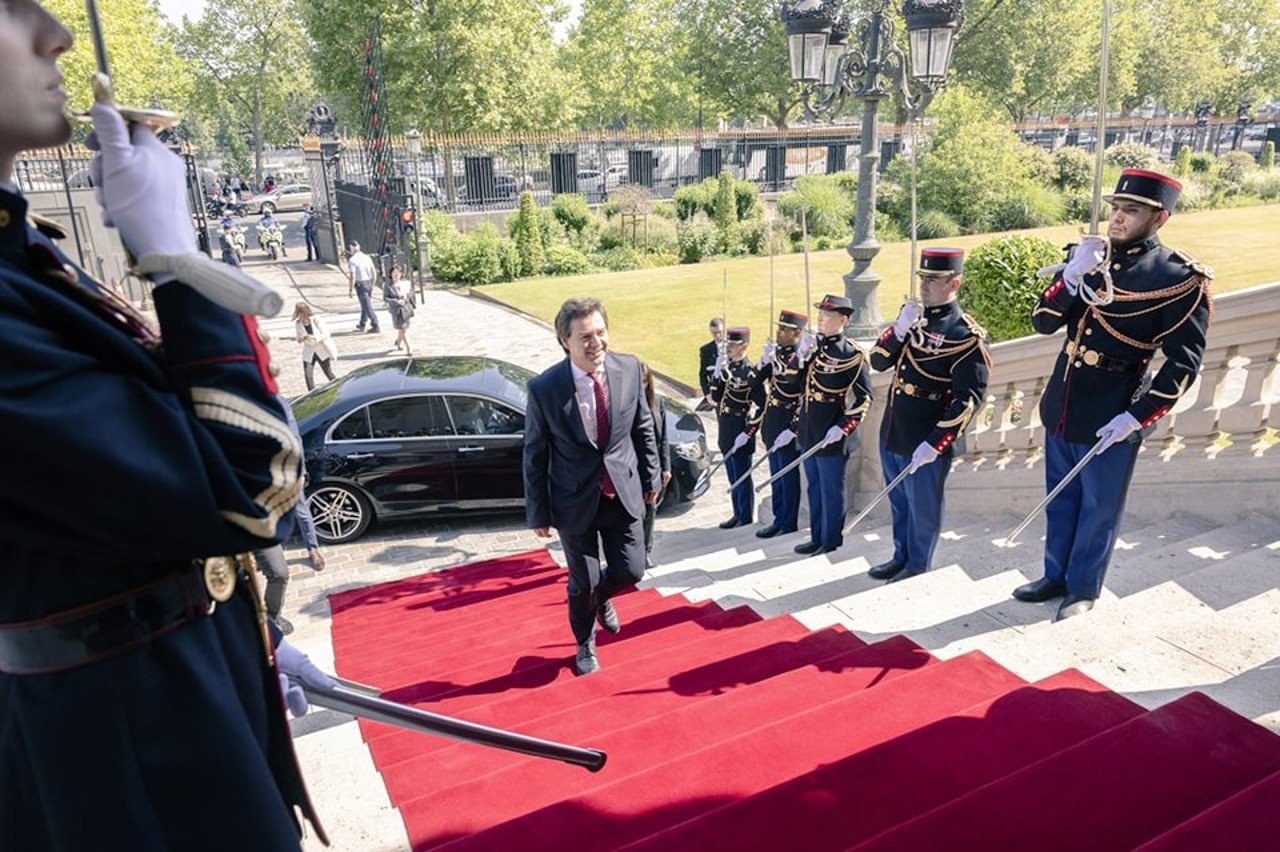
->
xmin=564 ymin=310 xmax=609 ymax=373
xmin=918 ymin=273 xmax=960 ymax=307
xmin=1108 ymin=200 xmax=1168 ymax=246
xmin=710 ymin=323 xmax=725 ymax=342
xmin=817 ymin=308 xmax=845 ymax=335
xmin=727 ymin=339 xmax=748 ymax=360
xmin=0 ymin=2 xmax=73 ymax=173
xmin=776 ymin=326 xmax=800 ymax=347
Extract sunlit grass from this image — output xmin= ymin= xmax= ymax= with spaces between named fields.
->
xmin=483 ymin=204 xmax=1279 ymax=387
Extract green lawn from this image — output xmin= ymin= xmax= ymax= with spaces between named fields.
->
xmin=483 ymin=204 xmax=1280 ymax=388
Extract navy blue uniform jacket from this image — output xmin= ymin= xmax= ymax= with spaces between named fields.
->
xmin=0 ymin=189 xmax=321 ymax=850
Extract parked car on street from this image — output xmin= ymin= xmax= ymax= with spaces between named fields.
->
xmin=250 ymin=183 xmax=313 ymax=213
xmin=291 ymin=356 xmax=711 ymax=543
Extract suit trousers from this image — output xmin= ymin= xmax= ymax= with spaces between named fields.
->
xmin=766 ymin=443 xmax=801 ymax=532
xmin=804 ymin=452 xmax=847 ymax=550
xmin=252 ymin=545 xmax=290 ymax=619
xmin=559 ymin=495 xmax=646 ymax=645
xmin=1043 ymin=433 xmax=1140 ymax=598
xmin=882 ymin=447 xmax=950 ymax=573
xmin=724 ymin=449 xmax=755 ymax=524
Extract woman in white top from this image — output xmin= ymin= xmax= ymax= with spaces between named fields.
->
xmin=292 ymin=302 xmax=338 ymax=390
xmin=384 ymin=265 xmax=415 ymax=355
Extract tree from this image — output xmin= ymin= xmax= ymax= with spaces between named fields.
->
xmin=45 ymin=0 xmax=193 ymax=122
xmin=510 ymin=190 xmax=545 ymax=276
xmin=176 ymin=0 xmax=315 ymax=184
xmin=675 ymin=0 xmax=800 ymax=128
xmin=559 ymin=0 xmax=699 ymax=129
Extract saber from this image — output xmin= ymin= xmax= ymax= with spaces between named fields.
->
xmin=842 ymin=465 xmax=912 ymax=535
xmin=726 ymin=449 xmax=772 ymax=492
xmin=301 ymin=681 xmax=607 ymax=772
xmin=755 ymin=440 xmax=825 ymax=493
xmin=1003 ymin=436 xmax=1108 ymax=546
xmin=83 ymin=2 xmax=282 ymax=317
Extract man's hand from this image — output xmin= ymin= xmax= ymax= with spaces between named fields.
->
xmin=643 ymin=490 xmax=660 ymax=505
xmin=757 ymin=340 xmax=777 ymax=368
xmin=533 ymin=527 xmax=552 ymax=538
xmin=86 ymin=74 xmax=196 ymax=262
xmin=908 ymin=441 xmax=940 ymax=472
xmin=307 ymin=548 xmax=326 ymax=571
xmin=795 ymin=332 xmax=816 ymax=363
xmin=729 ymin=432 xmax=750 ymax=455
xmin=1095 ymin=411 xmax=1141 ymax=452
xmin=1063 ymin=234 xmax=1108 ymax=295
xmin=821 ymin=424 xmax=846 ymax=447
xmin=892 ymin=300 xmax=923 ymax=341
xmin=769 ymin=428 xmax=796 ymax=453
xmin=275 ymin=640 xmax=335 ymax=718
xmin=661 ymin=470 xmax=672 ymax=487
xmin=712 ymin=354 xmax=728 ymax=381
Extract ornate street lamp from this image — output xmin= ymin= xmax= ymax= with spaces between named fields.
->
xmin=782 ymin=0 xmax=964 ymax=339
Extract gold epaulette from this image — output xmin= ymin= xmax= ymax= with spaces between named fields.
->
xmin=1171 ymin=249 xmax=1215 ymax=280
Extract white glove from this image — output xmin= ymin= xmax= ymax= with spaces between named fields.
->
xmin=87 ymin=76 xmax=197 ymax=263
xmin=757 ymin=340 xmax=777 ymax=368
xmin=821 ymin=424 xmax=846 ymax=447
xmin=712 ymin=354 xmax=728 ymax=381
xmin=769 ymin=429 xmax=796 ymax=453
xmin=892 ymin=301 xmax=923 ymax=341
xmin=908 ymin=441 xmax=940 ymax=472
xmin=1095 ymin=411 xmax=1141 ymax=452
xmin=795 ymin=332 xmax=816 ymax=363
xmin=1062 ymin=235 xmax=1107 ymax=295
xmin=729 ymin=432 xmax=750 ymax=455
xmin=275 ymin=640 xmax=336 ymax=718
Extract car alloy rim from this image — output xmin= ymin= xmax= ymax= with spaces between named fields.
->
xmin=310 ymin=486 xmax=365 ymax=540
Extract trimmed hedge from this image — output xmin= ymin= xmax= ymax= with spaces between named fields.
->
xmin=961 ymin=233 xmax=1063 ymax=342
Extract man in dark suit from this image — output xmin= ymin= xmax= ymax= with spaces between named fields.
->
xmin=524 ymin=297 xmax=661 ymax=675
xmin=697 ymin=317 xmax=726 ymax=410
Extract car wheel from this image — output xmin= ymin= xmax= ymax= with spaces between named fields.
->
xmin=307 ymin=482 xmax=373 ymax=543
xmin=260 ymin=201 xmax=276 ymax=214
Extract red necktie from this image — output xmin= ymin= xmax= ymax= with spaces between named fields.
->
xmin=591 ymin=372 xmax=616 ymax=498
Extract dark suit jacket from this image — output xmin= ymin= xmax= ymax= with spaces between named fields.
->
xmin=698 ymin=339 xmax=719 ymax=396
xmin=524 ymin=352 xmax=660 ymax=534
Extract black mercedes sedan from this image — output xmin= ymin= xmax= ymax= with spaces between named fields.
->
xmin=290 ymin=356 xmax=711 ymax=543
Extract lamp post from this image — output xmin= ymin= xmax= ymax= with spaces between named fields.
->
xmin=782 ymin=0 xmax=963 ymax=340
xmin=404 ymin=129 xmax=428 ymax=303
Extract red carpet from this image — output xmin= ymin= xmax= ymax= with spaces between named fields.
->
xmin=327 ymin=549 xmax=1280 ymax=850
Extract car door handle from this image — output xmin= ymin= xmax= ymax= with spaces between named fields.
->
xmin=344 ymin=452 xmax=376 ymax=460
xmin=457 ymin=446 xmax=486 ymax=454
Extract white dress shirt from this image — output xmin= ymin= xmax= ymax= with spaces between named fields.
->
xmin=570 ymin=362 xmax=610 ymax=448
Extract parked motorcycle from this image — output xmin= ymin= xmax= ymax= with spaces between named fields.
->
xmin=257 ymin=222 xmax=285 ymax=260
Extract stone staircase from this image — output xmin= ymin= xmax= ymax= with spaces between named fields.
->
xmin=643 ymin=506 xmax=1280 ymax=732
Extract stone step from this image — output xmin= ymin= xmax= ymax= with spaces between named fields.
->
xmin=1104 ymin=514 xmax=1277 ymax=598
xmin=639 ymin=546 xmax=767 ymax=597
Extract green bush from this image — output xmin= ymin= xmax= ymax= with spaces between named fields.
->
xmin=676 ymin=220 xmax=716 ymax=263
xmin=1189 ymin=152 xmax=1216 ymax=174
xmin=777 ymin=173 xmax=856 ymax=239
xmin=422 ymin=210 xmax=459 ymax=251
xmin=652 ymin=200 xmax=678 ymax=218
xmin=551 ymin=193 xmax=590 ymax=236
xmin=432 ymin=223 xmax=514 ymax=287
xmin=986 ymin=186 xmax=1067 ymax=231
xmin=733 ymin=180 xmax=762 ymax=221
xmin=597 ymin=222 xmax=625 ymax=251
xmin=545 ymin=244 xmax=594 ymax=276
xmin=714 ymin=170 xmax=735 ymax=230
xmin=1218 ymin=151 xmax=1257 ymax=193
xmin=1062 ymin=191 xmax=1094 ymax=223
xmin=961 ymin=234 xmax=1063 ymax=343
xmin=1174 ymin=144 xmax=1192 ymax=177
xmin=594 ymin=246 xmax=646 ymax=272
xmin=1052 ymin=146 xmax=1094 ymax=191
xmin=915 ymin=209 xmax=961 ymax=239
xmin=1104 ymin=142 xmax=1160 ymax=170
xmin=1242 ymin=169 xmax=1280 ymax=201
xmin=1172 ymin=178 xmax=1211 ymax=212
xmin=1019 ymin=143 xmax=1056 ymax=186
xmin=508 ymin=191 xmax=544 ymax=277
xmin=1262 ymin=141 xmax=1276 ymax=170
xmin=673 ymin=180 xmax=716 ymax=220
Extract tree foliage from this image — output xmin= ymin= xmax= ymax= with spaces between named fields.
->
xmin=175 ymin=0 xmax=314 ymax=180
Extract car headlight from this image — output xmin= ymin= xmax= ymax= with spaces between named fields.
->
xmin=673 ymin=439 xmax=703 ymax=461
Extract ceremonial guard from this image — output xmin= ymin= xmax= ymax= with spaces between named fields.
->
xmin=868 ymin=248 xmax=991 ymax=582
xmin=0 ymin=9 xmax=326 ymax=846
xmin=711 ymin=326 xmax=765 ymax=529
xmin=793 ymin=295 xmax=873 ymax=555
xmin=746 ymin=309 xmax=808 ymax=538
xmin=1013 ymin=169 xmax=1212 ymax=619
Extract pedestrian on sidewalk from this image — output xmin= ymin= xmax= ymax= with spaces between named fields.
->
xmin=301 ymin=204 xmax=319 ymax=261
xmin=384 ymin=264 xmax=415 ymax=355
xmin=293 ymin=301 xmax=337 ymax=390
xmin=523 ymin=297 xmax=661 ymax=675
xmin=347 ymin=240 xmax=380 ymax=333
xmin=0 ymin=9 xmax=326 ymax=846
xmin=867 ymin=248 xmax=991 ymax=584
xmin=1013 ymin=169 xmax=1212 ymax=621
